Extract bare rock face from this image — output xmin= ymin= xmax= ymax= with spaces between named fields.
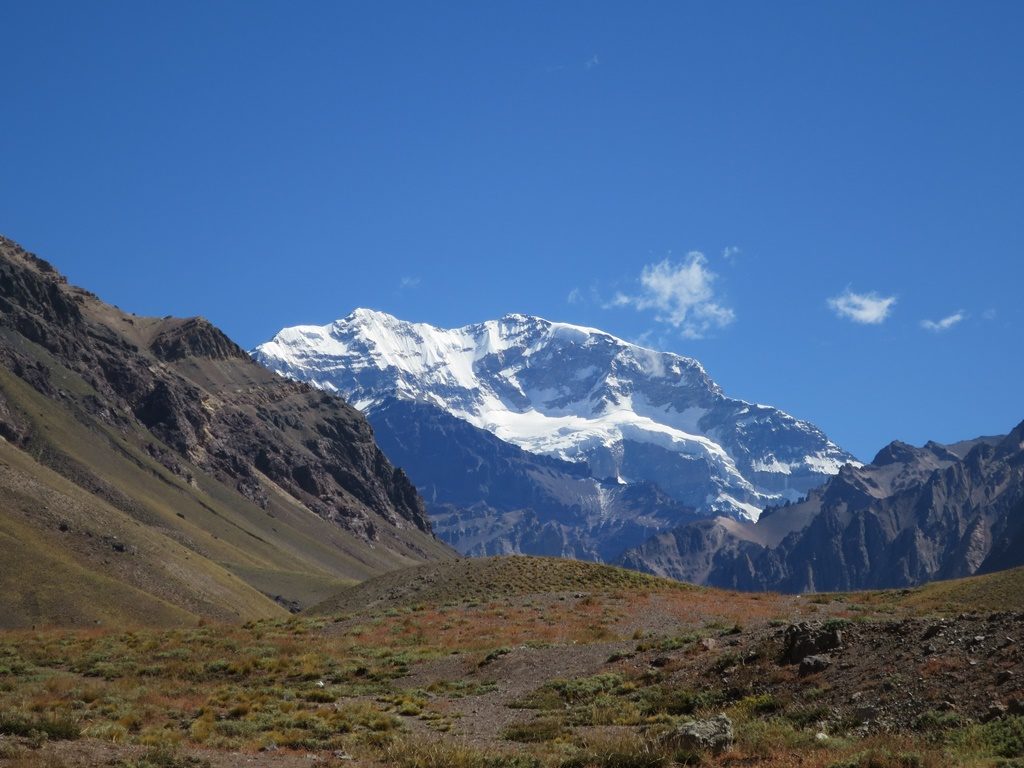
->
xmin=0 ymin=387 xmax=29 ymax=444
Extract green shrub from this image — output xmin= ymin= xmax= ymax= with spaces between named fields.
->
xmin=735 ymin=693 xmax=784 ymax=716
xmin=823 ymin=618 xmax=851 ymax=632
xmin=501 ymin=717 xmax=565 ymax=742
xmin=950 ymin=715 xmax=1024 ymax=759
xmin=0 ymin=712 xmax=80 ymax=741
xmin=911 ymin=709 xmax=963 ymax=732
xmin=784 ymin=704 xmax=831 ymax=729
xmin=638 ymin=686 xmax=723 ymax=716
xmin=567 ymin=732 xmax=669 ymax=768
xmin=115 ymin=745 xmax=212 ymax=768
xmin=384 ymin=737 xmax=540 ymax=768
xmin=516 ymin=674 xmax=624 ymax=710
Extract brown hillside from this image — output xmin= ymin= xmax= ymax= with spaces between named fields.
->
xmin=0 ymin=236 xmax=451 ymax=627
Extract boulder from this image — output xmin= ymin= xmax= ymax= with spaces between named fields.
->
xmin=985 ymin=702 xmax=1009 ymax=722
xmin=799 ymin=654 xmax=832 ymax=676
xmin=662 ymin=714 xmax=734 ymax=754
xmin=781 ymin=622 xmax=843 ymax=664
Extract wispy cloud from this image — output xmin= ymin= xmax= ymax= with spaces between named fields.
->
xmin=921 ymin=311 xmax=965 ymax=332
xmin=609 ymin=251 xmax=735 ymax=339
xmin=721 ymin=245 xmax=741 ymax=261
xmin=546 ymin=54 xmax=600 ymax=74
xmin=567 ymin=284 xmax=601 ymax=306
xmin=827 ymin=289 xmax=896 ymax=325
xmin=398 ymin=276 xmax=421 ymax=291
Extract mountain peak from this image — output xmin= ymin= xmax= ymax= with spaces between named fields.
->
xmin=871 ymin=440 xmax=921 ymax=466
xmin=149 ymin=317 xmax=248 ymax=362
xmin=0 ymin=236 xmax=65 ymax=281
xmin=499 ymin=311 xmax=533 ymax=323
xmin=255 ymin=309 xmax=854 ymax=521
xmin=347 ymin=307 xmax=398 ymax=322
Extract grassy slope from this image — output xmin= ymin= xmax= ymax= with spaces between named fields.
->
xmin=307 ymin=555 xmax=691 ymax=615
xmin=0 ymin=323 xmax=447 ymax=628
xmin=0 ymin=383 xmax=283 ymax=627
xmin=805 ymin=566 xmax=1024 ymax=618
xmin=888 ymin=565 xmax=1024 ymax=614
xmin=0 ymin=505 xmax=193 ymax=629
xmin=312 ymin=554 xmax=1024 ymax=619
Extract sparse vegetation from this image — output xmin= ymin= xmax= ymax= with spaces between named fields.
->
xmin=0 ymin=558 xmax=1021 ymax=767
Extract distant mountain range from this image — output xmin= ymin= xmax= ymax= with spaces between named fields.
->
xmin=254 ymin=309 xmax=854 ymax=562
xmin=0 ymin=238 xmax=449 ymax=627
xmin=619 ymin=425 xmax=1024 ymax=591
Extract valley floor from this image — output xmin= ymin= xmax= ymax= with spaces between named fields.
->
xmin=1 ymin=557 xmax=1023 ymax=768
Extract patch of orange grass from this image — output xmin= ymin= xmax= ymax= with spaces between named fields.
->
xmin=345 ymin=599 xmax=630 ymax=652
xmin=338 ymin=583 xmax=803 ymax=655
xmin=715 ymin=732 xmax=947 ymax=768
xmin=627 ymin=588 xmax=793 ymax=627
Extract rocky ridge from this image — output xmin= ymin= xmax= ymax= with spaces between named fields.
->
xmin=620 ymin=426 xmax=1024 ymax=591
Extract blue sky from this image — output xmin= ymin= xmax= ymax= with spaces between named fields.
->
xmin=1 ymin=1 xmax=1021 ymax=460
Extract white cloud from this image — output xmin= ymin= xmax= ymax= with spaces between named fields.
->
xmin=921 ymin=311 xmax=965 ymax=332
xmin=567 ymin=285 xmax=602 ymax=306
xmin=722 ymin=245 xmax=741 ymax=261
xmin=611 ymin=251 xmax=735 ymax=339
xmin=827 ymin=289 xmax=896 ymax=325
xmin=398 ymin=276 xmax=421 ymax=290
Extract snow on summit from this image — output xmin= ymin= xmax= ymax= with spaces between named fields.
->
xmin=254 ymin=309 xmax=853 ymax=521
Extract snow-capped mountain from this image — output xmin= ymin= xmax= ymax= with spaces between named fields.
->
xmin=254 ymin=309 xmax=854 ymax=523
